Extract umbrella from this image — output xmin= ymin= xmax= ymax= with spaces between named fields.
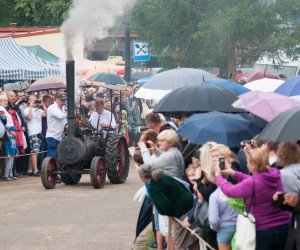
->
xmin=243 ymin=78 xmax=284 ymax=92
xmin=134 ymin=196 xmax=153 ymax=243
xmin=131 ymin=71 xmax=152 ymax=81
xmin=177 ymin=112 xmax=260 ymax=147
xmin=137 ymin=75 xmax=153 ymax=87
xmin=79 ymin=60 xmax=124 ymax=76
xmin=154 ymin=85 xmax=243 ymax=117
xmin=274 ymin=75 xmax=300 ymax=97
xmin=2 ymin=81 xmax=30 ymax=91
xmin=258 ymin=107 xmax=300 ymax=142
xmin=135 ymin=68 xmax=221 ymax=100
xmin=88 ymin=72 xmax=128 ymax=85
xmin=240 ymin=70 xmax=280 ymax=83
xmin=26 ymin=76 xmax=66 ymax=92
xmin=232 ymin=91 xmax=300 ymax=122
xmin=205 ymin=80 xmax=250 ymax=95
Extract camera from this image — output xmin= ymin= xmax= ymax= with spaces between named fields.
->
xmin=145 ymin=142 xmax=151 ymax=149
xmin=219 ymin=157 xmax=226 ymax=170
xmin=240 ymin=140 xmax=253 ymax=148
xmin=272 ymin=192 xmax=285 ymax=208
xmin=34 ymin=100 xmax=42 ymax=104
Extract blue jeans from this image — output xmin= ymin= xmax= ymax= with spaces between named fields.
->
xmin=217 ymin=225 xmax=236 ymax=244
xmin=46 ymin=137 xmax=60 ymax=158
xmin=256 ymin=224 xmax=289 ymax=250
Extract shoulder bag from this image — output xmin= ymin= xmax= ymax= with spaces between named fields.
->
xmin=235 ymin=178 xmax=256 ymax=250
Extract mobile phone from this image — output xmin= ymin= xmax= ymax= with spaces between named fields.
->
xmin=145 ymin=142 xmax=151 ymax=148
xmin=219 ymin=157 xmax=225 ymax=170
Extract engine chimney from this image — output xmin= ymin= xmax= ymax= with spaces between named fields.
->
xmin=66 ymin=61 xmax=75 ymax=137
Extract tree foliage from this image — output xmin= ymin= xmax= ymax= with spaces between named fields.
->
xmin=15 ymin=0 xmax=72 ymax=26
xmin=132 ymin=0 xmax=300 ymax=75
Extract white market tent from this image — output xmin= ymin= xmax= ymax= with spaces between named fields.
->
xmin=0 ymin=37 xmax=61 ymax=80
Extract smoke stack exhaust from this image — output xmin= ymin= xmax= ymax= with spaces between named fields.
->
xmin=66 ymin=60 xmax=75 ymax=137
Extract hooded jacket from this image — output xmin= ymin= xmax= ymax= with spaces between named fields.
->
xmin=216 ymin=168 xmax=290 ymax=231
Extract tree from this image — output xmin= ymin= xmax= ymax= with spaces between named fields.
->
xmin=0 ymin=0 xmax=33 ymax=26
xmin=132 ymin=0 xmax=300 ymax=77
xmin=15 ymin=0 xmax=72 ymax=26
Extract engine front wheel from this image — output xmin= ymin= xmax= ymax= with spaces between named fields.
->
xmin=90 ymin=156 xmax=106 ymax=189
xmin=41 ymin=157 xmax=58 ymax=189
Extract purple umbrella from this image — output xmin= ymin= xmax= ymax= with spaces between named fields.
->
xmin=26 ymin=76 xmax=66 ymax=92
xmin=232 ymin=91 xmax=300 ymax=122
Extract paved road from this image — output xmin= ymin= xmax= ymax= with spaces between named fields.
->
xmin=0 ymin=165 xmax=143 ymax=250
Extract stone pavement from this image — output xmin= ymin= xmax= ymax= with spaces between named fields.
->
xmin=0 ymin=164 xmax=145 ymax=250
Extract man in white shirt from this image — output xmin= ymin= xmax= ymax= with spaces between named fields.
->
xmin=46 ymin=94 xmax=67 ymax=158
xmin=24 ymin=95 xmax=47 ymax=176
xmin=89 ymin=100 xmax=116 ymax=133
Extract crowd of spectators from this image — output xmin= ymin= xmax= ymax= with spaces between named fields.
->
xmin=132 ymin=119 xmax=300 ymax=250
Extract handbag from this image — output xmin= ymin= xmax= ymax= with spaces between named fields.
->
xmin=235 ymin=179 xmax=256 ymax=250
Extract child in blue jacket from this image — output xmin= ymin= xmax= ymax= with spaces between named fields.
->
xmin=3 ymin=126 xmax=19 ymax=181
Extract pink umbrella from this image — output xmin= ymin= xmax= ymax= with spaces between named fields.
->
xmin=240 ymin=70 xmax=280 ymax=83
xmin=232 ymin=91 xmax=300 ymax=122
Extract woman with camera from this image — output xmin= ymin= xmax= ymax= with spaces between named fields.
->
xmin=138 ymin=129 xmax=184 ymax=179
xmin=215 ymin=147 xmax=290 ymax=250
xmin=138 ymin=129 xmax=185 ymax=250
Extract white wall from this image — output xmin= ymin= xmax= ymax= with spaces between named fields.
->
xmin=14 ymin=32 xmax=84 ymax=62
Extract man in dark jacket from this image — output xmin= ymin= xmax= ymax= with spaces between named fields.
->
xmin=284 ymin=193 xmax=300 ymax=250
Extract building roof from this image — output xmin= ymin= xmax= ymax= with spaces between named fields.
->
xmin=0 ymin=24 xmax=60 ymax=38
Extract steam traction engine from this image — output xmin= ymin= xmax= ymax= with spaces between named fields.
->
xmin=41 ymin=61 xmax=129 ymax=189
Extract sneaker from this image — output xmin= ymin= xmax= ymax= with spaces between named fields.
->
xmin=33 ymin=171 xmax=41 ymax=177
xmin=11 ymin=177 xmax=19 ymax=180
xmin=3 ymin=177 xmax=12 ymax=181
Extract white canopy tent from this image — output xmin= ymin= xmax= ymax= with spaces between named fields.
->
xmin=0 ymin=38 xmax=61 ymax=80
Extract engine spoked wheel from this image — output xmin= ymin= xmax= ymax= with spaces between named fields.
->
xmin=41 ymin=157 xmax=58 ymax=189
xmin=90 ymin=156 xmax=106 ymax=189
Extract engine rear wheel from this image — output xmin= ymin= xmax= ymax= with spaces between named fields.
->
xmin=90 ymin=156 xmax=106 ymax=189
xmin=41 ymin=157 xmax=57 ymax=189
xmin=105 ymin=134 xmax=129 ymax=184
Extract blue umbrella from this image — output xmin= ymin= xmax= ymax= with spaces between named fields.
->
xmin=205 ymin=80 xmax=250 ymax=95
xmin=177 ymin=111 xmax=260 ymax=147
xmin=274 ymin=75 xmax=300 ymax=96
xmin=137 ymin=75 xmax=153 ymax=87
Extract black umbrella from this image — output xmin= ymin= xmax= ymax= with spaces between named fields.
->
xmin=154 ymin=85 xmax=244 ymax=116
xmin=88 ymin=72 xmax=128 ymax=85
xmin=134 ymin=196 xmax=153 ymax=243
xmin=258 ymin=107 xmax=300 ymax=142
